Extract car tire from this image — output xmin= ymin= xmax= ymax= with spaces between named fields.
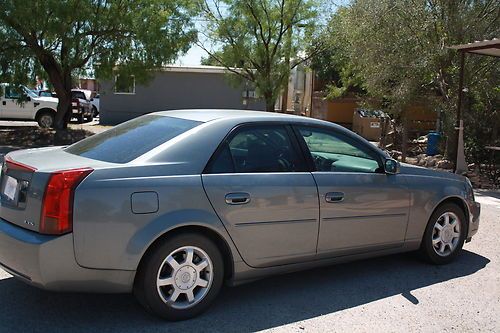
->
xmin=420 ymin=203 xmax=467 ymax=265
xmin=92 ymin=106 xmax=99 ymax=117
xmin=77 ymin=114 xmax=84 ymax=124
xmin=134 ymin=232 xmax=224 ymax=321
xmin=36 ymin=112 xmax=55 ymax=128
xmin=86 ymin=114 xmax=94 ymax=123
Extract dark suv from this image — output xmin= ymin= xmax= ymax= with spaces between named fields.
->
xmin=71 ymin=90 xmax=93 ymax=123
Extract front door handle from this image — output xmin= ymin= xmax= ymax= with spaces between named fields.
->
xmin=225 ymin=192 xmax=251 ymax=205
xmin=325 ymin=192 xmax=344 ymax=203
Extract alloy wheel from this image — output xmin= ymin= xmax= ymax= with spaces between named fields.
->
xmin=40 ymin=114 xmax=53 ymax=128
xmin=432 ymin=212 xmax=461 ymax=257
xmin=156 ymin=246 xmax=213 ymax=310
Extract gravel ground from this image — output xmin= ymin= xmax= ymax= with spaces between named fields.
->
xmin=0 ymin=191 xmax=498 ymax=332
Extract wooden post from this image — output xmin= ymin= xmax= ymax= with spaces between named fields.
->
xmin=454 ymin=52 xmax=466 ymax=172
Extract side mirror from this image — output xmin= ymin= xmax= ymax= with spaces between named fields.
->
xmin=384 ymin=158 xmax=400 ymax=175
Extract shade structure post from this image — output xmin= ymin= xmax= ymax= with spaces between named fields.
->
xmin=455 ymin=52 xmax=467 ymax=174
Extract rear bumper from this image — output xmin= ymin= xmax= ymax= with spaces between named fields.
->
xmin=0 ymin=218 xmax=135 ymax=293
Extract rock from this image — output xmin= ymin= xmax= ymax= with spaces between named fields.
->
xmin=426 ymin=159 xmax=436 ymax=167
xmin=436 ymin=159 xmax=453 ymax=169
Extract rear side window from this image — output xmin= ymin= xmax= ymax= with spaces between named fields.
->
xmin=65 ymin=115 xmax=202 ymax=163
xmin=206 ymin=125 xmax=304 ymax=173
xmin=72 ymin=91 xmax=86 ymax=100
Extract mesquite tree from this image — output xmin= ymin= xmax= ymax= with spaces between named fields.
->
xmin=0 ymin=0 xmax=197 ymax=128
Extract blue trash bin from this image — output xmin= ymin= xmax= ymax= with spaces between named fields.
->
xmin=427 ymin=131 xmax=441 ymax=156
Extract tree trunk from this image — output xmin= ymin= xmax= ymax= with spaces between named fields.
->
xmin=401 ymin=109 xmax=408 ymax=163
xmin=264 ymin=90 xmax=275 ymax=112
xmin=52 ymin=71 xmax=73 ymax=129
xmin=281 ymin=25 xmax=293 ymax=113
xmin=54 ymin=91 xmax=72 ymax=129
xmin=37 ymin=55 xmax=72 ymax=129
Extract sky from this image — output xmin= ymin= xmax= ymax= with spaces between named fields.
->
xmin=176 ymin=43 xmax=206 ymax=66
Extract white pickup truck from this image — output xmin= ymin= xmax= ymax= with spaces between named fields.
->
xmin=0 ymin=84 xmax=58 ymax=128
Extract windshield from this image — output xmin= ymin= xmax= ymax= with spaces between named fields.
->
xmin=23 ymin=86 xmax=38 ymax=99
xmin=65 ymin=115 xmax=202 ymax=163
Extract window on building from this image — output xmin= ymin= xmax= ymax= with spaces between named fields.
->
xmin=114 ymin=74 xmax=135 ymax=94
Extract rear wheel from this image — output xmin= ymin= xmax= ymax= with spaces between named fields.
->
xmin=37 ymin=112 xmax=55 ymax=128
xmin=134 ymin=233 xmax=224 ymax=321
xmin=420 ymin=203 xmax=466 ymax=264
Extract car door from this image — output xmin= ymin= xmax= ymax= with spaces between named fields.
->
xmin=2 ymin=86 xmax=34 ymax=119
xmin=294 ymin=125 xmax=410 ymax=257
xmin=202 ymin=124 xmax=320 ymax=268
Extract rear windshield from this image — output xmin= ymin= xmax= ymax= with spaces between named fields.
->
xmin=65 ymin=115 xmax=202 ymax=163
xmin=72 ymin=91 xmax=87 ymax=100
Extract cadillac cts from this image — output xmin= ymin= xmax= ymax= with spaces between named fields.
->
xmin=0 ymin=110 xmax=480 ymax=320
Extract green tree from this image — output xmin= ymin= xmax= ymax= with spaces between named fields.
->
xmin=0 ymin=0 xmax=197 ymax=129
xmin=321 ymin=0 xmax=499 ymax=161
xmin=310 ymin=8 xmax=366 ymax=100
xmin=199 ymin=0 xmax=322 ymax=112
xmin=201 ymin=50 xmax=226 ymax=66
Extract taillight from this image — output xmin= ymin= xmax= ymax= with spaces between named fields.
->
xmin=4 ymin=155 xmax=37 ymax=172
xmin=40 ymin=168 xmax=93 ymax=235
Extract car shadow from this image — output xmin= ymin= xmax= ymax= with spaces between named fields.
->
xmin=0 ymin=250 xmax=489 ymax=333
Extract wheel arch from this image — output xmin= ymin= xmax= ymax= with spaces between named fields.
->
xmin=429 ymin=196 xmax=470 ymax=235
xmin=35 ymin=107 xmax=56 ymax=120
xmin=135 ymin=224 xmax=235 ymax=283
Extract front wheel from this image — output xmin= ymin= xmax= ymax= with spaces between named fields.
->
xmin=134 ymin=233 xmax=224 ymax=321
xmin=420 ymin=203 xmax=467 ymax=264
xmin=37 ymin=112 xmax=55 ymax=128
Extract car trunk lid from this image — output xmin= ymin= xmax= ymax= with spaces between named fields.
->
xmin=0 ymin=147 xmax=110 ymax=232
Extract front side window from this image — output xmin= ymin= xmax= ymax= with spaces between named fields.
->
xmin=207 ymin=125 xmax=303 ymax=173
xmin=297 ymin=126 xmax=381 ymax=173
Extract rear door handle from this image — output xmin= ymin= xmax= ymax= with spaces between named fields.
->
xmin=325 ymin=192 xmax=344 ymax=203
xmin=225 ymin=192 xmax=251 ymax=205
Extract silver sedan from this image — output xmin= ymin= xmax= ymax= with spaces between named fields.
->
xmin=0 ymin=110 xmax=480 ymax=320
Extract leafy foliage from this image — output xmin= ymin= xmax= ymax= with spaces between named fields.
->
xmin=317 ymin=0 xmax=500 ymax=161
xmin=199 ymin=0 xmax=322 ymax=111
xmin=0 ymin=0 xmax=197 ymax=128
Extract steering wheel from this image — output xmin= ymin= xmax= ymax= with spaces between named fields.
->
xmin=276 ymin=147 xmax=293 ymax=171
xmin=312 ymin=154 xmax=332 ymax=171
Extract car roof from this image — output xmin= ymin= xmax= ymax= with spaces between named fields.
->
xmin=154 ymin=109 xmax=315 ymax=123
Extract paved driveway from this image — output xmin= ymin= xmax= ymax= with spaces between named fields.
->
xmin=0 ymin=192 xmax=498 ymax=333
